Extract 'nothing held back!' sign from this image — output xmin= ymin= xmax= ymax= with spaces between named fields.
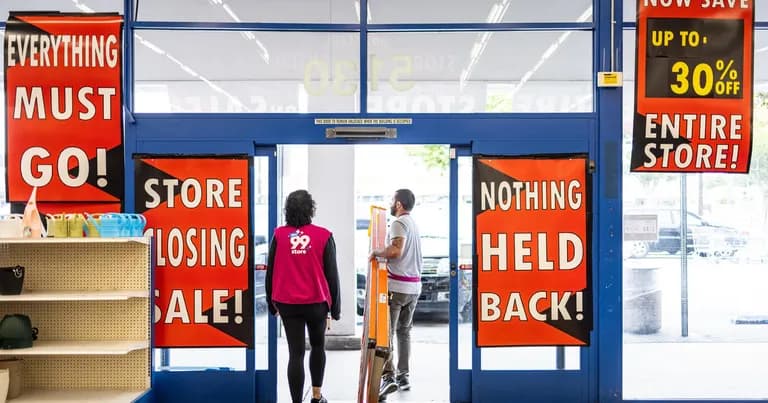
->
xmin=473 ymin=155 xmax=592 ymax=347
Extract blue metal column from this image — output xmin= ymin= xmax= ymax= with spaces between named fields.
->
xmin=470 ymin=153 xmax=481 ymax=403
xmin=123 ymin=0 xmax=137 ymax=214
xmin=267 ymin=146 xmax=279 ymax=403
xmin=595 ymin=0 xmax=624 ymax=401
xmin=254 ymin=146 xmax=278 ymax=403
xmin=123 ymin=0 xmax=134 ymax=112
xmin=360 ymin=0 xmax=368 ymax=113
xmin=449 ymin=146 xmax=471 ymax=403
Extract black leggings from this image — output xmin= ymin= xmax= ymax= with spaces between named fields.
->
xmin=276 ymin=302 xmax=328 ymax=403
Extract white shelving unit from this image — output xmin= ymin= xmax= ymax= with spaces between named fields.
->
xmin=0 ymin=237 xmax=151 ymax=403
xmin=6 ymin=389 xmax=148 ymax=403
xmin=0 ymin=290 xmax=147 ymax=302
xmin=0 ymin=340 xmax=148 ymax=356
xmin=0 ymin=238 xmax=149 ymax=245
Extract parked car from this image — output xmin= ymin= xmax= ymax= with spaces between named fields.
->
xmin=355 ymin=222 xmax=472 ymax=322
xmin=254 ymin=241 xmax=268 ymax=313
xmin=625 ymin=209 xmax=748 ymax=258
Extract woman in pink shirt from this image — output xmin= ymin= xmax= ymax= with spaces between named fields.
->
xmin=266 ymin=189 xmax=341 ymax=403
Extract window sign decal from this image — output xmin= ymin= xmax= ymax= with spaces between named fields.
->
xmin=134 ymin=156 xmax=253 ymax=348
xmin=4 ymin=13 xmax=124 ymax=202
xmin=631 ymin=0 xmax=754 ymax=173
xmin=474 ymin=154 xmax=592 ymax=347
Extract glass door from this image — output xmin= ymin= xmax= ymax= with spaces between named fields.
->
xmin=462 ymin=143 xmax=595 ymax=403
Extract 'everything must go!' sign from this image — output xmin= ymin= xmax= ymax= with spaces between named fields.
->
xmin=4 ymin=13 xmax=124 ymax=202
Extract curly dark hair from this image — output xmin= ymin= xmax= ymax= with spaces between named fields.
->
xmin=284 ymin=189 xmax=315 ymax=227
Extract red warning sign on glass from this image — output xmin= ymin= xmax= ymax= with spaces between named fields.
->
xmin=474 ymin=155 xmax=592 ymax=347
xmin=4 ymin=13 xmax=124 ymax=202
xmin=134 ymin=156 xmax=253 ymax=348
xmin=632 ymin=0 xmax=754 ymax=173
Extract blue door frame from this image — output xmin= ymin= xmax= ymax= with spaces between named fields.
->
xmin=126 ymin=110 xmax=619 ymax=402
xmin=254 ymin=145 xmax=279 ymax=403
xmin=449 ymin=145 xmax=471 ymax=403
xmin=118 ymin=0 xmax=625 ymax=400
xmin=3 ymin=0 xmax=767 ymax=399
xmin=134 ymin=144 xmax=278 ymax=403
xmin=468 ymin=142 xmax=594 ymax=403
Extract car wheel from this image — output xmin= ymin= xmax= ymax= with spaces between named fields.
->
xmin=357 ymin=303 xmax=364 ymax=316
xmin=460 ymin=304 xmax=473 ymax=323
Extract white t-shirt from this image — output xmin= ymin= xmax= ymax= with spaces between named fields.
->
xmin=386 ymin=214 xmax=423 ymax=295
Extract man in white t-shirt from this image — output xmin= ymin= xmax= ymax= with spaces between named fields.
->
xmin=370 ymin=188 xmax=423 ymax=400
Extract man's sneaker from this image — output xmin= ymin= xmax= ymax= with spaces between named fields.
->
xmin=396 ymin=375 xmax=411 ymax=391
xmin=310 ymin=396 xmax=327 ymax=403
xmin=379 ymin=377 xmax=398 ymax=398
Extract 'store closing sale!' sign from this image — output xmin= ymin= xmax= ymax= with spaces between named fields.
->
xmin=134 ymin=156 xmax=253 ymax=348
xmin=632 ymin=0 xmax=754 ymax=173
xmin=474 ymin=155 xmax=592 ymax=347
xmin=4 ymin=13 xmax=124 ymax=202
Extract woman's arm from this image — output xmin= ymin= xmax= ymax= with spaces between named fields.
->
xmin=323 ymin=234 xmax=341 ymax=320
xmin=265 ymin=237 xmax=278 ymax=316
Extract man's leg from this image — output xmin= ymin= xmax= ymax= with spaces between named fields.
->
xmin=380 ymin=292 xmax=404 ymax=398
xmin=395 ymin=293 xmax=418 ymax=390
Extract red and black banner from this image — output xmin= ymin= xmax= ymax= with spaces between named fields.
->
xmin=632 ymin=0 xmax=754 ymax=173
xmin=474 ymin=155 xmax=592 ymax=347
xmin=4 ymin=13 xmax=124 ymax=202
xmin=134 ymin=156 xmax=253 ymax=348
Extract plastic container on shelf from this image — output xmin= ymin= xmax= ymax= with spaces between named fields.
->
xmin=0 ymin=368 xmax=8 ymax=403
xmin=128 ymin=214 xmax=147 ymax=237
xmin=0 ymin=215 xmax=24 ymax=239
xmin=0 ymin=359 xmax=23 ymax=399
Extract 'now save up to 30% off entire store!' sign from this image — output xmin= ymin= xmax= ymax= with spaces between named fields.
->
xmin=631 ymin=0 xmax=754 ymax=173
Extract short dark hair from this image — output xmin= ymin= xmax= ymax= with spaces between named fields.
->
xmin=394 ymin=189 xmax=415 ymax=211
xmin=284 ymin=190 xmax=315 ymax=227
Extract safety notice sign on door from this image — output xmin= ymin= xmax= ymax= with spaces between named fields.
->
xmin=474 ymin=154 xmax=592 ymax=347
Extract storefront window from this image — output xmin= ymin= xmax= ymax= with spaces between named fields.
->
xmin=624 ymin=0 xmax=768 ymax=22
xmin=134 ymin=30 xmax=359 ymax=113
xmin=369 ymin=0 xmax=592 ymax=24
xmin=136 ymin=0 xmax=357 ymax=23
xmin=367 ymin=31 xmax=593 ymax=113
xmin=622 ymin=27 xmax=768 ymax=400
xmin=0 ymin=0 xmax=123 ymax=20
